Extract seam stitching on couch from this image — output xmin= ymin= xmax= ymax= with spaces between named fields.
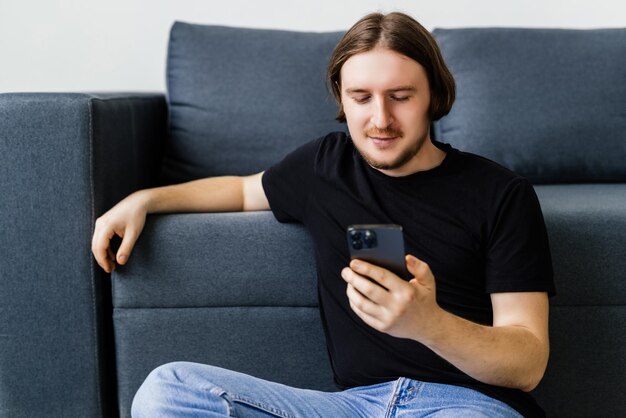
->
xmin=88 ymin=98 xmax=103 ymax=416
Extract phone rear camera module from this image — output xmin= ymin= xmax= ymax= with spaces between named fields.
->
xmin=349 ymin=228 xmax=377 ymax=250
xmin=363 ymin=230 xmax=377 ymax=248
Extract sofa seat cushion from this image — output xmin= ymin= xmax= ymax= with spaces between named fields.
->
xmin=534 ymin=183 xmax=626 ymax=306
xmin=113 ymin=212 xmax=318 ymax=308
xmin=164 ymin=23 xmax=346 ymax=183
xmin=532 ymin=184 xmax=626 ymax=417
xmin=432 ymin=28 xmax=626 ymax=183
xmin=111 ymin=212 xmax=335 ymax=417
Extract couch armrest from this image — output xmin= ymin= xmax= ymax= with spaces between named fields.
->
xmin=0 ymin=92 xmax=167 ymax=417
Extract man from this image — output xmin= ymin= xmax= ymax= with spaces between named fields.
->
xmin=92 ymin=12 xmax=554 ymax=418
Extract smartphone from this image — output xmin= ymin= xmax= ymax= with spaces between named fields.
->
xmin=346 ymin=224 xmax=409 ymax=280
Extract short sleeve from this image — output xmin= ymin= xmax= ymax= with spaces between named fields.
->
xmin=485 ymin=178 xmax=556 ymax=295
xmin=261 ymin=137 xmax=322 ymax=223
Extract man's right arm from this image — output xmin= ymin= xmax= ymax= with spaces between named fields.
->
xmin=91 ymin=172 xmax=269 ymax=273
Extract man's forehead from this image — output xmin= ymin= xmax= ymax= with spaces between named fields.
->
xmin=339 ymin=47 xmax=427 ymax=90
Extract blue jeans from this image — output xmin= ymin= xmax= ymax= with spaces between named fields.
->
xmin=132 ymin=362 xmax=523 ymax=417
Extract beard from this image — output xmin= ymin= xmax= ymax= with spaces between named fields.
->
xmin=355 ymin=126 xmax=429 ymax=172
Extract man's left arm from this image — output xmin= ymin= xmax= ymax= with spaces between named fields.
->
xmin=342 ymin=255 xmax=550 ymax=392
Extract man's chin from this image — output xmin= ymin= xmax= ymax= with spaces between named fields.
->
xmin=355 ymin=141 xmax=423 ymax=173
xmin=360 ymin=151 xmax=410 ymax=172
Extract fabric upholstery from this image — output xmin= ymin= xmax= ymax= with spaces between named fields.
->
xmin=533 ymin=184 xmax=626 ymax=417
xmin=534 ymin=184 xmax=626 ymax=306
xmin=112 ymin=212 xmax=317 ymax=309
xmin=163 ymin=22 xmax=347 ymax=183
xmin=112 ymin=212 xmax=334 ymax=417
xmin=0 ymin=93 xmax=100 ymax=418
xmin=534 ymin=305 xmax=626 ymax=417
xmin=432 ymin=28 xmax=626 ymax=183
xmin=0 ymin=92 xmax=167 ymax=418
xmin=114 ymin=307 xmax=333 ymax=418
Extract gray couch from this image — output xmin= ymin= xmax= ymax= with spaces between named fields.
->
xmin=1 ymin=21 xmax=624 ymax=418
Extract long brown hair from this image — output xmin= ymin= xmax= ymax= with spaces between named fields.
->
xmin=327 ymin=12 xmax=455 ymax=122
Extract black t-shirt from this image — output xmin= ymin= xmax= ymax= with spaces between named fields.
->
xmin=262 ymin=132 xmax=555 ymax=418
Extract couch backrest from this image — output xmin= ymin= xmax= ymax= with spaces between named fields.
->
xmin=163 ymin=22 xmax=346 ymax=184
xmin=165 ymin=24 xmax=626 ymax=185
xmin=432 ymin=28 xmax=626 ymax=183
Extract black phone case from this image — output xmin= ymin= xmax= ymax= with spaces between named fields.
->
xmin=347 ymin=224 xmax=408 ymax=279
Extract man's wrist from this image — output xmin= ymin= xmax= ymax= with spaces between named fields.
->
xmin=418 ymin=305 xmax=453 ymax=348
xmin=132 ymin=188 xmax=156 ymax=213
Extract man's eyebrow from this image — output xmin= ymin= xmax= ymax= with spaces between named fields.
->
xmin=387 ymin=86 xmax=417 ymax=93
xmin=345 ymin=88 xmax=369 ymax=94
xmin=344 ymin=86 xmax=417 ymax=94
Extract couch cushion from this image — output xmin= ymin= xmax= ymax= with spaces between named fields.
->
xmin=163 ymin=22 xmax=346 ymax=183
xmin=112 ymin=212 xmax=317 ymax=308
xmin=534 ymin=184 xmax=626 ymax=306
xmin=533 ymin=184 xmax=626 ymax=417
xmin=533 ymin=305 xmax=626 ymax=417
xmin=114 ymin=306 xmax=333 ymax=418
xmin=432 ymin=28 xmax=626 ymax=183
xmin=112 ymin=212 xmax=336 ymax=417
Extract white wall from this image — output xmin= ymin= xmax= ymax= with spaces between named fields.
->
xmin=1 ymin=0 xmax=624 ymax=93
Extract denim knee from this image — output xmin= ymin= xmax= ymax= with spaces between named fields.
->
xmin=131 ymin=362 xmax=178 ymax=418
xmin=131 ymin=361 xmax=232 ymax=418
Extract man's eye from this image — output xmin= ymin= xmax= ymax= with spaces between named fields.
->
xmin=391 ymin=96 xmax=410 ymax=102
xmin=353 ymin=96 xmax=370 ymax=104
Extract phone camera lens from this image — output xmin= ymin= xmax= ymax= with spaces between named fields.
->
xmin=363 ymin=230 xmax=377 ymax=248
xmin=349 ymin=230 xmax=363 ymax=250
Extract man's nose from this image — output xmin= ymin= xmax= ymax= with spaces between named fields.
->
xmin=371 ymin=97 xmax=393 ymax=129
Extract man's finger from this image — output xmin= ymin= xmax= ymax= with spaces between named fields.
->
xmin=348 ymin=298 xmax=386 ymax=331
xmin=92 ymin=226 xmax=114 ymax=272
xmin=349 ymin=259 xmax=403 ymax=291
xmin=346 ymin=283 xmax=384 ymax=317
xmin=116 ymin=228 xmax=139 ymax=265
xmin=342 ymin=266 xmax=391 ymax=305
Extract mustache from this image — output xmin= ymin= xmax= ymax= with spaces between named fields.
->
xmin=364 ymin=127 xmax=404 ymax=138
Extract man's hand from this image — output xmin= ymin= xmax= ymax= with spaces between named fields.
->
xmin=341 ymin=254 xmax=443 ymax=341
xmin=91 ymin=172 xmax=269 ymax=274
xmin=342 ymin=254 xmax=550 ymax=391
xmin=91 ymin=191 xmax=149 ymax=273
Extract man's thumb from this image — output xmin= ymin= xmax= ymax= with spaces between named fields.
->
xmin=405 ymin=254 xmax=419 ymax=273
xmin=405 ymin=255 xmax=434 ymax=287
